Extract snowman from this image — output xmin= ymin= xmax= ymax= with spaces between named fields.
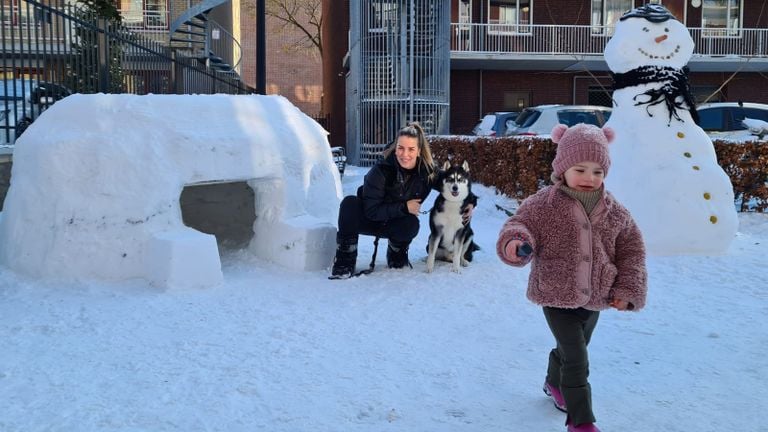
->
xmin=603 ymin=4 xmax=738 ymax=255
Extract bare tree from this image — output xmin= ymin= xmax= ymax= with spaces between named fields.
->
xmin=245 ymin=0 xmax=322 ymax=55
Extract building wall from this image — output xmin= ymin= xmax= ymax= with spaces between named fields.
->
xmin=240 ymin=7 xmax=323 ymax=117
xmin=450 ymin=70 xmax=578 ymax=134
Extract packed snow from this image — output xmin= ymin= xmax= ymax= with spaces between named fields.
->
xmin=0 ymin=94 xmax=342 ymax=287
xmin=0 ymin=163 xmax=766 ymax=431
xmin=604 ymin=6 xmax=738 ymax=255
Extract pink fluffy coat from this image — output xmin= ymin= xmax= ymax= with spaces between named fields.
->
xmin=497 ymin=184 xmax=648 ymax=311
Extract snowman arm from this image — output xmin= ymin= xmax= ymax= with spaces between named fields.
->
xmin=610 ymin=217 xmax=648 ymax=311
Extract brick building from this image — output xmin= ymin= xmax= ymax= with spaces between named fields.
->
xmin=323 ymin=0 xmax=768 ymax=160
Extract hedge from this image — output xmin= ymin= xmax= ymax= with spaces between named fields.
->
xmin=429 ymin=136 xmax=768 ymax=213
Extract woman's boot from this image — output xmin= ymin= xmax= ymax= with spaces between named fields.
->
xmin=386 ymin=240 xmax=411 ymax=269
xmin=330 ymin=236 xmax=358 ymax=279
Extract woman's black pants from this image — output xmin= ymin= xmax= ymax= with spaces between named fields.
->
xmin=336 ymin=195 xmax=419 ymax=246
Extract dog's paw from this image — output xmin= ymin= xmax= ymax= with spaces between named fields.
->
xmin=451 ymin=266 xmax=461 ymax=274
xmin=460 ymin=259 xmax=469 ymax=267
xmin=426 ymin=265 xmax=434 ymax=273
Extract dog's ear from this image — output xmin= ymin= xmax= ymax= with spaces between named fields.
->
xmin=462 ymin=160 xmax=470 ymax=172
xmin=442 ymin=160 xmax=451 ymax=170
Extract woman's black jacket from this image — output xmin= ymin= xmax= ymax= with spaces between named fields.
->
xmin=356 ymin=152 xmax=435 ymax=222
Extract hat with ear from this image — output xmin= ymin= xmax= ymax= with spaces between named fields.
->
xmin=551 ymin=123 xmax=615 ymax=178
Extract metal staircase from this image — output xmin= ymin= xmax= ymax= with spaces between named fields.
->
xmin=169 ymin=0 xmax=242 ymax=80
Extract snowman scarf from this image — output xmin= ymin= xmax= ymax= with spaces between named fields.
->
xmin=612 ymin=65 xmax=700 ymax=126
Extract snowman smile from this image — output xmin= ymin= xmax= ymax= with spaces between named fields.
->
xmin=637 ymin=45 xmax=680 ymax=60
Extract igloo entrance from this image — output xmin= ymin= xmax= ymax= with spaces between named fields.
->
xmin=179 ymin=181 xmax=256 ymax=250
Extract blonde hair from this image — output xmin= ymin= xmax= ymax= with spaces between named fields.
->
xmin=382 ymin=122 xmax=435 ymax=178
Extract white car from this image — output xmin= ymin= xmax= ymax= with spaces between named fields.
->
xmin=504 ymin=104 xmax=612 ymax=137
xmin=697 ymin=102 xmax=768 ymax=142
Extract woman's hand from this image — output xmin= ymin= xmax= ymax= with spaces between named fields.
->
xmin=462 ymin=204 xmax=475 ymax=225
xmin=406 ymin=199 xmax=422 ymax=215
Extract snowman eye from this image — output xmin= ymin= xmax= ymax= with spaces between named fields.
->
xmin=665 ymin=27 xmax=669 ymax=32
xmin=643 ymin=27 xmax=649 ymax=32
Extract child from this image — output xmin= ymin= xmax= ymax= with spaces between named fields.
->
xmin=496 ymin=123 xmax=647 ymax=432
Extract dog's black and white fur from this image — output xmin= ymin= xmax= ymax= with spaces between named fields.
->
xmin=426 ymin=160 xmax=479 ymax=273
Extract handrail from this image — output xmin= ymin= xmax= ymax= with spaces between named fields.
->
xmin=169 ymin=0 xmax=228 ymax=36
xmin=207 ymin=18 xmax=242 ymax=74
xmin=450 ymin=23 xmax=768 ymax=58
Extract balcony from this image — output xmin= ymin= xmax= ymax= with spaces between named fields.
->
xmin=450 ymin=23 xmax=768 ymax=72
xmin=0 ymin=6 xmax=170 ymax=50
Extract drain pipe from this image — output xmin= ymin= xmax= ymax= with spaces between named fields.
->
xmin=256 ymin=0 xmax=266 ymax=94
xmin=478 ymin=70 xmax=483 ymax=119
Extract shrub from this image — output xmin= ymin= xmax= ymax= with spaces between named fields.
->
xmin=429 ymin=136 xmax=768 ymax=212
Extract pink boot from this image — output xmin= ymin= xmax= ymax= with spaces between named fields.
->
xmin=566 ymin=422 xmax=601 ymax=432
xmin=543 ymin=381 xmax=567 ymax=412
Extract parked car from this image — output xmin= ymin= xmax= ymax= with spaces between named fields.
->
xmin=471 ymin=111 xmax=519 ymax=136
xmin=504 ymin=104 xmax=612 ymax=136
xmin=0 ymin=79 xmax=72 ymax=145
xmin=697 ymin=101 xmax=768 ymax=141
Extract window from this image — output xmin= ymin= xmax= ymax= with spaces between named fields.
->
xmin=591 ymin=0 xmax=632 ymax=35
xmin=459 ymin=0 xmax=472 ymax=26
xmin=557 ymin=110 xmax=604 ymax=127
xmin=702 ymin=0 xmax=742 ymax=37
xmin=488 ymin=0 xmax=531 ymax=34
xmin=369 ymin=1 xmax=399 ymax=33
xmin=588 ymin=86 xmax=613 ymax=107
xmin=697 ymin=107 xmax=726 ymax=131
xmin=504 ymin=91 xmax=530 ymax=110
xmin=691 ymin=85 xmax=722 ymax=103
xmin=119 ymin=0 xmax=168 ymax=30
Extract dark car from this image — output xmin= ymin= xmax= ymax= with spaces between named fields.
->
xmin=0 ymin=79 xmax=73 ymax=144
xmin=697 ymin=102 xmax=768 ymax=140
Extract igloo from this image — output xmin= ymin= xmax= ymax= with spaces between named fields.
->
xmin=0 ymin=94 xmax=342 ymax=288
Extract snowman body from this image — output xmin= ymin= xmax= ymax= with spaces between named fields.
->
xmin=603 ymin=9 xmax=738 ymax=255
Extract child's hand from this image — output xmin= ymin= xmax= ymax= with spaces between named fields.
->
xmin=504 ymin=240 xmax=523 ymax=262
xmin=609 ymin=298 xmax=630 ymax=311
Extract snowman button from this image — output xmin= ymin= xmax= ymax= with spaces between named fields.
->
xmin=684 ymin=152 xmax=692 ymax=158
xmin=677 ymin=132 xmax=685 ymax=138
xmin=710 ymin=215 xmax=718 ymax=224
xmin=703 ymin=192 xmax=711 ymax=200
xmin=693 ymin=165 xmax=701 ymax=170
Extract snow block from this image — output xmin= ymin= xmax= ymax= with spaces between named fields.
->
xmin=251 ymin=217 xmax=337 ymax=271
xmin=146 ymin=229 xmax=223 ymax=289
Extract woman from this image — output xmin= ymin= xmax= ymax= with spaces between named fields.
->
xmin=330 ymin=122 xmax=437 ymax=279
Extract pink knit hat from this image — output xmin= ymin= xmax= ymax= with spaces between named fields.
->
xmin=551 ymin=123 xmax=615 ymax=178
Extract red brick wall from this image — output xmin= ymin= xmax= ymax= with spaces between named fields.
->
xmin=450 ymin=70 xmax=481 ymax=134
xmin=240 ymin=11 xmax=322 ymax=117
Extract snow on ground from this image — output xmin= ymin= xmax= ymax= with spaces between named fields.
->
xmin=0 ymin=165 xmax=766 ymax=432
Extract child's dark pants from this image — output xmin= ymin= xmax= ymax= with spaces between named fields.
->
xmin=543 ymin=306 xmax=600 ymax=425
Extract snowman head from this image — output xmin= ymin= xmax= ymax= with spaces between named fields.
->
xmin=604 ymin=4 xmax=694 ymax=73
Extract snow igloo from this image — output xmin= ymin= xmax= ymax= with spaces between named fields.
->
xmin=0 ymin=94 xmax=342 ymax=288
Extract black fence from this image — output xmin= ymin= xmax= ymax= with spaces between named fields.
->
xmin=1 ymin=0 xmax=253 ymax=145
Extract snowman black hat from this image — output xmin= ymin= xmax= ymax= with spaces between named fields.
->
xmin=620 ymin=4 xmax=677 ymax=22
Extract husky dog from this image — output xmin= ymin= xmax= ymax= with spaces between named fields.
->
xmin=426 ymin=160 xmax=479 ymax=273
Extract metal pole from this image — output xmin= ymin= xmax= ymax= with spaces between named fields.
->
xmin=256 ymin=0 xmax=266 ymax=94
